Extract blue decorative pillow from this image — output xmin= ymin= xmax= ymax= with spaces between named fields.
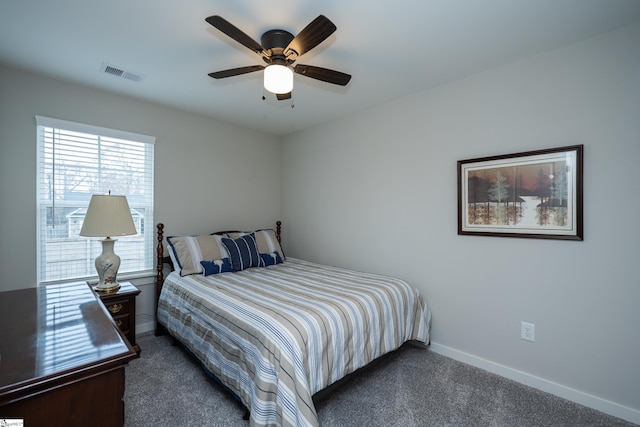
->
xmin=221 ymin=233 xmax=261 ymax=271
xmin=200 ymin=258 xmax=232 ymax=276
xmin=260 ymin=251 xmax=283 ymax=267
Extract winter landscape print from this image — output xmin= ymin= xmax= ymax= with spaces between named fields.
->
xmin=458 ymin=145 xmax=583 ymax=240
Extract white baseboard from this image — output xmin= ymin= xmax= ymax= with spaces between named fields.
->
xmin=137 ymin=320 xmax=155 ymax=335
xmin=429 ymin=342 xmax=640 ymax=425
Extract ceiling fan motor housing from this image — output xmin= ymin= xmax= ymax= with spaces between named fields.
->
xmin=261 ymin=29 xmax=295 ymax=51
xmin=261 ymin=29 xmax=295 ymax=64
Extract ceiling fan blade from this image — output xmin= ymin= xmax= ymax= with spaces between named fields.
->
xmin=205 ymin=15 xmax=264 ymax=54
xmin=208 ymin=65 xmax=264 ymax=79
xmin=294 ymin=64 xmax=351 ymax=86
xmin=276 ymin=92 xmax=292 ymax=101
xmin=285 ymin=15 xmax=336 ymax=59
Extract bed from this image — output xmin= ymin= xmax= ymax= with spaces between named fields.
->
xmin=155 ymin=221 xmax=431 ymax=427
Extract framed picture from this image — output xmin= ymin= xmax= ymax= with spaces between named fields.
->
xmin=458 ymin=145 xmax=583 ymax=240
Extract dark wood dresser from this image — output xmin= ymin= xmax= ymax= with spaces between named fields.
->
xmin=0 ymin=281 xmax=137 ymax=426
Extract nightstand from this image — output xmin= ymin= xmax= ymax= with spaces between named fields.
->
xmin=92 ymin=281 xmax=141 ymax=355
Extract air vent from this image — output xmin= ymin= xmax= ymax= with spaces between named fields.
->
xmin=100 ymin=62 xmax=144 ymax=83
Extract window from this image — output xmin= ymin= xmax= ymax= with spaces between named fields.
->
xmin=36 ymin=116 xmax=155 ymax=285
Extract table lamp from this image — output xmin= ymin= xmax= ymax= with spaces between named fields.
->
xmin=80 ymin=193 xmax=136 ymax=292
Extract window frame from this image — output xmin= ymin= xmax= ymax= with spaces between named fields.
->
xmin=35 ymin=115 xmax=155 ymax=285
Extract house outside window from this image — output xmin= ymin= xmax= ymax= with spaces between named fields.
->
xmin=36 ymin=116 xmax=155 ymax=284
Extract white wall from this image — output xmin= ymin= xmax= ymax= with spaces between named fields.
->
xmin=0 ymin=64 xmax=281 ymax=332
xmin=281 ymin=23 xmax=640 ymax=423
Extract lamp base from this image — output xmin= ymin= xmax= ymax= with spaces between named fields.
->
xmin=94 ymin=237 xmax=122 ymax=292
xmin=93 ymin=282 xmax=121 ymax=293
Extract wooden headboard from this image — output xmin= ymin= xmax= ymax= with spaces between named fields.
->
xmin=154 ymin=221 xmax=282 ymax=335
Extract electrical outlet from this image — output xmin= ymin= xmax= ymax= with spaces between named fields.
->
xmin=521 ymin=322 xmax=535 ymax=342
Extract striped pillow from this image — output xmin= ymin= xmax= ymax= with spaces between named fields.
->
xmin=167 ymin=234 xmax=229 ymax=276
xmin=228 ymin=229 xmax=286 ymax=260
xmin=254 ymin=229 xmax=286 ymax=260
xmin=221 ymin=233 xmax=261 ymax=271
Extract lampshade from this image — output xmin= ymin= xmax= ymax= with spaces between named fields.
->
xmin=80 ymin=194 xmax=136 ymax=238
xmin=80 ymin=194 xmax=136 ymax=292
xmin=264 ymin=64 xmax=293 ymax=94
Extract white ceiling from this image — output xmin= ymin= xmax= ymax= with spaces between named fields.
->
xmin=2 ymin=1 xmax=640 ymax=136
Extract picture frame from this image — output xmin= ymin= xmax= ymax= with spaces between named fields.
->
xmin=458 ymin=145 xmax=583 ymax=240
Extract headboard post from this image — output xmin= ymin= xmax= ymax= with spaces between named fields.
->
xmin=156 ymin=223 xmax=164 ymax=286
xmin=155 ymin=223 xmax=167 ymax=336
xmin=276 ymin=220 xmax=281 ymax=243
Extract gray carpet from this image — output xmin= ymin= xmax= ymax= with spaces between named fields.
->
xmin=124 ymin=333 xmax=635 ymax=426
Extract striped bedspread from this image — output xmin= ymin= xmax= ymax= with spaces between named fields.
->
xmin=157 ymin=257 xmax=431 ymax=427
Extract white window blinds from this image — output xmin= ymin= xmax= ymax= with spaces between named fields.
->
xmin=36 ymin=116 xmax=155 ymax=285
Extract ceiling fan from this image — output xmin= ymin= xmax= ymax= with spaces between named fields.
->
xmin=205 ymin=15 xmax=351 ymax=101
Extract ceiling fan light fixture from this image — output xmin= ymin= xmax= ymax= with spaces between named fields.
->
xmin=264 ymin=64 xmax=293 ymax=94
